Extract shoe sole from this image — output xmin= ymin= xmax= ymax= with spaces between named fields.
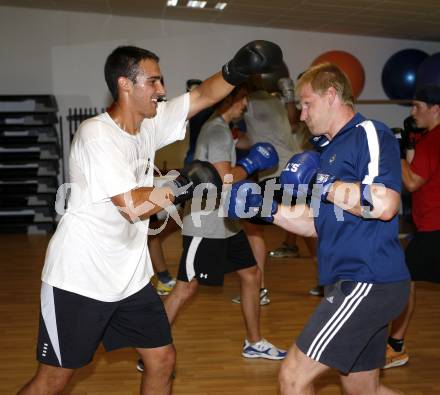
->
xmin=268 ymin=253 xmax=299 ymax=258
xmin=242 ymin=352 xmax=285 ymax=360
xmin=231 ymin=299 xmax=271 ymax=305
xmin=382 ymin=357 xmax=409 ymax=369
xmin=260 ymin=298 xmax=271 ymax=306
xmin=156 ymin=288 xmax=172 ymax=296
xmin=137 ymin=364 xmax=177 ymax=379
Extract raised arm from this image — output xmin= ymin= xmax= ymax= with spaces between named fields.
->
xmin=188 ymin=40 xmax=283 ymax=119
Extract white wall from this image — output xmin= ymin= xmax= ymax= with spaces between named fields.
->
xmin=1 ymin=5 xmax=439 ymax=166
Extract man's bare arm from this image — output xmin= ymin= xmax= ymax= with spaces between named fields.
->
xmin=213 ymin=161 xmax=248 ymax=184
xmin=325 ymin=181 xmax=401 ymax=221
xmin=401 ymin=159 xmax=427 ymax=192
xmin=111 ymin=186 xmax=175 ymax=222
xmin=273 ymin=204 xmax=317 ymax=237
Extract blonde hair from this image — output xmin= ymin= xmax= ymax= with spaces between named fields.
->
xmin=296 ymin=63 xmax=355 ymax=107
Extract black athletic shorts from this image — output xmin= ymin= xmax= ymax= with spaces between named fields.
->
xmin=150 ymin=213 xmax=159 ymax=224
xmin=296 ymin=280 xmax=410 ymax=374
xmin=37 ymin=282 xmax=172 ymax=369
xmin=406 ymin=230 xmax=440 ymax=282
xmin=177 ymin=230 xmax=257 ymax=285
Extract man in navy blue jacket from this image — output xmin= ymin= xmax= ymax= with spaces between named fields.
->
xmin=277 ymin=63 xmax=410 ymax=395
xmin=227 ymin=62 xmax=410 ymax=395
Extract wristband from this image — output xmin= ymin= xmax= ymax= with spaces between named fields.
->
xmin=360 ymin=183 xmax=374 ymax=210
xmin=314 ymin=171 xmax=336 ymax=202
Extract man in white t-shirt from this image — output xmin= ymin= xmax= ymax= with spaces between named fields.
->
xmin=18 ymin=42 xmax=284 ymax=395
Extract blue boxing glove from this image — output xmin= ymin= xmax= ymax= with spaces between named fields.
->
xmin=237 ymin=143 xmax=279 ymax=175
xmin=280 ymin=151 xmax=320 ymax=199
xmin=280 ymin=151 xmax=335 ymax=201
xmin=226 ymin=180 xmax=278 ymax=222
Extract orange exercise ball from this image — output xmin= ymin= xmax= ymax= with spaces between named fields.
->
xmin=311 ymin=50 xmax=365 ymax=98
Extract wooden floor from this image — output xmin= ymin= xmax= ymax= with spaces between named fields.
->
xmin=1 ymin=227 xmax=439 ymax=394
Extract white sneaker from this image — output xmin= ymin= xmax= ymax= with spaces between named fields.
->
xmin=136 ymin=359 xmax=177 ymax=379
xmin=232 ymin=288 xmax=271 ymax=305
xmin=309 ymin=285 xmax=324 ymax=297
xmin=136 ymin=359 xmax=144 ymax=372
xmin=242 ymin=339 xmax=286 ymax=360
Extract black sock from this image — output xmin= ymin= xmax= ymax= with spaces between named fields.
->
xmin=157 ymin=270 xmax=172 ymax=283
xmin=388 ymin=336 xmax=404 ymax=352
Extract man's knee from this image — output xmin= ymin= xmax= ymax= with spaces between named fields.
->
xmin=142 ymin=345 xmax=176 ymax=376
xmin=340 ymin=370 xmax=380 ymax=395
xmin=279 ymin=347 xmax=317 ymax=393
xmin=171 ymin=280 xmax=198 ymax=302
xmin=183 ymin=279 xmax=199 ymax=300
xmin=342 ymin=382 xmax=374 ymax=395
xmin=18 ymin=364 xmax=74 ymax=395
xmin=238 ymin=265 xmax=261 ymax=283
xmin=279 ymin=358 xmax=299 ymax=390
xmin=158 ymin=345 xmax=176 ymax=372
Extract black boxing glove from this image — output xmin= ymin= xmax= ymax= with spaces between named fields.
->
xmin=394 ymin=116 xmax=426 ymax=159
xmin=222 ymin=40 xmax=283 ymax=86
xmin=391 ymin=127 xmax=408 ymax=159
xmin=166 ymin=160 xmax=223 ymax=205
xmin=403 ymin=115 xmax=425 ymax=150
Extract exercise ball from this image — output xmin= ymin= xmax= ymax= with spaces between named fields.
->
xmin=260 ymin=61 xmax=290 ymax=93
xmin=416 ymin=52 xmax=440 ymax=87
xmin=311 ymin=51 xmax=365 ymax=98
xmin=381 ymin=49 xmax=428 ymax=100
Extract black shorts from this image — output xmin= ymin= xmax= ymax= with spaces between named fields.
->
xmin=37 ymin=282 xmax=172 ymax=369
xmin=406 ymin=230 xmax=440 ymax=282
xmin=177 ymin=230 xmax=257 ymax=285
xmin=246 ymin=177 xmax=297 ymax=226
xmin=296 ymin=280 xmax=410 ymax=374
xmin=150 ymin=213 xmax=159 ymax=224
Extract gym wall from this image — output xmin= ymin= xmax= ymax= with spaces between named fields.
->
xmin=1 ymin=5 xmax=439 ymax=170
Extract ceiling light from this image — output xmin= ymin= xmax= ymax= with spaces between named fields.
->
xmin=167 ymin=0 xmax=178 ymax=6
xmin=187 ymin=1 xmax=207 ymax=8
xmin=214 ymin=2 xmax=227 ymax=10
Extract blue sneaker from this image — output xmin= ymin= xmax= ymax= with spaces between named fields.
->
xmin=242 ymin=339 xmax=287 ymax=360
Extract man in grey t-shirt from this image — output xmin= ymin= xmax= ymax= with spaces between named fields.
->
xmin=236 ymin=78 xmax=303 ymax=306
xmin=164 ymin=87 xmax=287 ymax=360
xmin=181 ymin=114 xmax=241 ymax=238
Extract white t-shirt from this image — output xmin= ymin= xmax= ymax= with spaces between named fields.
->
xmin=244 ymin=90 xmax=302 ymax=179
xmin=42 ymin=93 xmax=190 ymax=302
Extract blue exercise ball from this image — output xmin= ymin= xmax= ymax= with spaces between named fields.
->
xmin=416 ymin=52 xmax=440 ymax=87
xmin=381 ymin=49 xmax=428 ymax=100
